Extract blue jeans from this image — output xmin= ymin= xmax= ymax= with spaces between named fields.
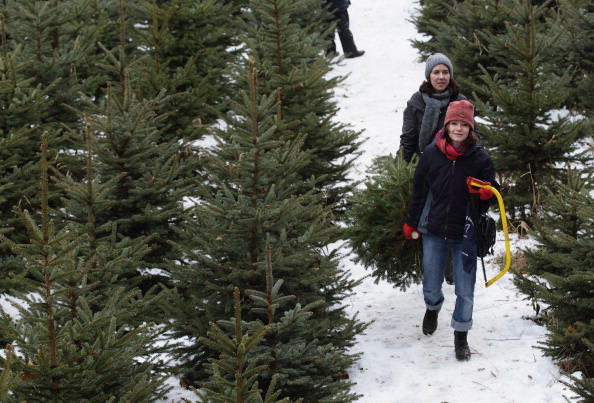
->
xmin=422 ymin=233 xmax=477 ymax=331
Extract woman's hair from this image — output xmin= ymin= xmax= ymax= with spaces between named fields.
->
xmin=420 ymin=77 xmax=460 ymax=95
xmin=444 ymin=123 xmax=478 ymax=145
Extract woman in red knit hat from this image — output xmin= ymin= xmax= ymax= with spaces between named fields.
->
xmin=402 ymin=100 xmax=498 ymax=361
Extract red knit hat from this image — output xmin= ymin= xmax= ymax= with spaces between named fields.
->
xmin=445 ymin=100 xmax=474 ymax=130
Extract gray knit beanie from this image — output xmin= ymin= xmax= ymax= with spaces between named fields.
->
xmin=424 ymin=53 xmax=454 ymax=80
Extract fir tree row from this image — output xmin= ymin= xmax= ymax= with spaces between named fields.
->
xmin=0 ymin=0 xmax=366 ymax=401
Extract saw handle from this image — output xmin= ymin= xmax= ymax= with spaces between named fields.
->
xmin=466 ymin=177 xmax=491 ymax=193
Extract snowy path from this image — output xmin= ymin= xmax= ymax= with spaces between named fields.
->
xmin=335 ymin=1 xmax=576 ymax=402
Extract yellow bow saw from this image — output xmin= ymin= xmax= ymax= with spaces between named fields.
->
xmin=466 ymin=177 xmax=511 ymax=287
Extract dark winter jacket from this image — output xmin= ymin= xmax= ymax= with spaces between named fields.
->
xmin=406 ymin=140 xmax=497 ymax=240
xmin=324 ymin=0 xmax=350 ymax=13
xmin=399 ymin=91 xmax=467 ymax=162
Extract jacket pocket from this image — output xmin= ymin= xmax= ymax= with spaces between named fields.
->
xmin=418 ymin=190 xmax=432 ymax=234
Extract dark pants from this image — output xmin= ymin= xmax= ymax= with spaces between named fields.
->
xmin=328 ymin=10 xmax=358 ymax=55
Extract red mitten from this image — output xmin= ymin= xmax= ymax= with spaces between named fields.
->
xmin=479 ymin=188 xmax=494 ymax=201
xmin=403 ymin=223 xmax=420 ymax=240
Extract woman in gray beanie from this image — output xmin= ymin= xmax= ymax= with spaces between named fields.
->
xmin=398 ymin=53 xmax=471 ymax=163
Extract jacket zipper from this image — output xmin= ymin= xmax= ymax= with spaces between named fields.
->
xmin=444 ymin=159 xmax=456 ymax=238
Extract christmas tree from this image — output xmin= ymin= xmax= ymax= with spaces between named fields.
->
xmin=193 ymin=286 xmax=300 ymax=403
xmin=0 ymin=135 xmax=169 ymax=401
xmin=0 ymin=345 xmax=22 ymax=400
xmin=142 ymin=0 xmax=242 ymax=139
xmin=118 ymin=0 xmax=242 ymax=145
xmin=558 ymin=0 xmax=594 ymax=114
xmin=471 ymin=0 xmax=585 ymax=222
xmin=345 ymin=155 xmax=423 ymax=290
xmin=49 ymin=126 xmax=169 ymax=326
xmin=236 ymin=0 xmax=363 ymax=213
xmin=1 ymin=0 xmax=114 ymax=134
xmin=0 ymin=26 xmax=56 ymax=286
xmin=166 ymin=67 xmax=366 ymax=400
xmin=63 ymin=10 xmax=200 ymax=291
xmin=513 ymin=166 xmax=594 ymax=399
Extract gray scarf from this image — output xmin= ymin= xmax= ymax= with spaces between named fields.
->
xmin=419 ymin=91 xmax=452 ymax=152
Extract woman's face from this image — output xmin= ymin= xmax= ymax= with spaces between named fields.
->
xmin=447 ymin=121 xmax=470 ymax=147
xmin=429 ymin=64 xmax=451 ymax=93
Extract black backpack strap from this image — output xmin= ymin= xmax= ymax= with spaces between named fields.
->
xmin=469 ymin=193 xmax=488 ymax=284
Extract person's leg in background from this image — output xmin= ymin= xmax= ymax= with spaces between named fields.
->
xmin=335 ymin=10 xmax=364 ymax=58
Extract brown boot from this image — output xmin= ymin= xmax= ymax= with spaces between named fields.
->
xmin=454 ymin=331 xmax=471 ymax=361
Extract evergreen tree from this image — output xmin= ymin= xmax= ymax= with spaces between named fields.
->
xmin=167 ymin=68 xmax=366 ymax=400
xmin=1 ymin=0 xmax=115 ymax=134
xmin=66 ymin=15 xmax=200 ymax=289
xmin=0 ymin=344 xmax=22 ymax=401
xmin=409 ymin=0 xmax=592 ymax=112
xmin=141 ymin=0 xmax=242 ymax=140
xmin=408 ymin=0 xmax=453 ymax=56
xmin=345 ymin=155 xmax=423 ymax=290
xmin=192 ymin=287 xmax=300 ymax=403
xmin=513 ymin=166 xmax=594 ymax=396
xmin=472 ymin=0 xmax=585 ymax=222
xmin=243 ymin=245 xmax=360 ymax=401
xmin=0 ymin=0 xmax=125 ymax=281
xmin=0 ymin=135 xmax=170 ymax=402
xmin=0 ymin=24 xmax=57 ymax=285
xmin=558 ymin=0 xmax=594 ymax=114
xmin=49 ymin=127 xmax=169 ymax=327
xmin=238 ymin=0 xmax=363 ymax=213
xmin=563 ymin=339 xmax=594 ymax=402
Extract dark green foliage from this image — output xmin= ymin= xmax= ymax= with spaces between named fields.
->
xmin=471 ymin=0 xmax=585 ymax=222
xmin=191 ymin=287 xmax=299 ymax=403
xmin=0 ymin=136 xmax=169 ymax=402
xmin=238 ymin=0 xmax=364 ymax=213
xmin=1 ymin=0 xmax=115 ymax=132
xmin=143 ymin=0 xmax=242 ymax=138
xmin=0 ymin=0 xmax=124 ymax=282
xmin=410 ymin=0 xmax=591 ymax=223
xmin=121 ymin=0 xmax=242 ymax=146
xmin=558 ymin=0 xmax=594 ymax=114
xmin=562 ymin=339 xmax=594 ymax=402
xmin=167 ymin=68 xmax=366 ymax=400
xmin=0 ymin=34 xmax=57 ymax=285
xmin=238 ymin=245 xmax=358 ymax=401
xmin=0 ymin=345 xmax=22 ymax=401
xmin=49 ymin=129 xmax=171 ymax=329
xmin=513 ymin=167 xmax=594 ymax=398
xmin=72 ymin=48 xmax=199 ymax=283
xmin=345 ymin=155 xmax=423 ymax=290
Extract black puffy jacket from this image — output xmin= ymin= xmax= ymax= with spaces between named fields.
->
xmin=406 ymin=141 xmax=497 ymax=240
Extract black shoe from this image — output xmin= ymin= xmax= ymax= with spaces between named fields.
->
xmin=454 ymin=331 xmax=471 ymax=361
xmin=345 ymin=50 xmax=365 ymax=59
xmin=422 ymin=309 xmax=439 ymax=335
